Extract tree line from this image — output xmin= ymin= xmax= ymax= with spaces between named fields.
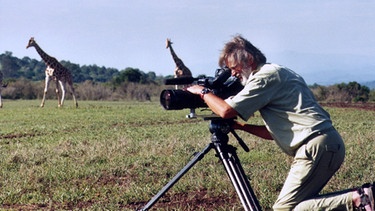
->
xmin=0 ymin=51 xmax=374 ymax=103
xmin=0 ymin=51 xmax=167 ymax=84
xmin=309 ymin=82 xmax=374 ymax=103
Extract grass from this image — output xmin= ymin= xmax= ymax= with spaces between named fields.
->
xmin=0 ymin=100 xmax=374 ymax=210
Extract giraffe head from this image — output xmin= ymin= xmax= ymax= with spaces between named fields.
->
xmin=166 ymin=38 xmax=173 ymax=49
xmin=26 ymin=37 xmax=36 ymax=49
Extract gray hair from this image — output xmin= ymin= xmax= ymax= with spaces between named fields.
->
xmin=219 ymin=35 xmax=267 ymax=68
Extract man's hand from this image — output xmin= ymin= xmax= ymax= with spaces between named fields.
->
xmin=186 ymin=85 xmax=204 ymax=95
xmin=186 ymin=85 xmax=238 ymax=119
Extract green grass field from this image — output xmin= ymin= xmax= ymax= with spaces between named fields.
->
xmin=0 ymin=100 xmax=374 ymax=210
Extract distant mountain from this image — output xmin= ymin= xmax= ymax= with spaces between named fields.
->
xmin=363 ymin=81 xmax=375 ymax=90
xmin=267 ymin=51 xmax=375 ymax=86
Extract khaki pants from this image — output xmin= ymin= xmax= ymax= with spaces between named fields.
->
xmin=273 ymin=128 xmax=353 ymax=211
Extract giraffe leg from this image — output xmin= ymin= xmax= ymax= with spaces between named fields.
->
xmin=41 ymin=75 xmax=51 ymax=107
xmin=68 ymin=82 xmax=78 ymax=108
xmin=57 ymin=80 xmax=64 ymax=107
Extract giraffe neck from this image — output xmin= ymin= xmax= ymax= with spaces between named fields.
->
xmin=168 ymin=45 xmax=190 ymax=73
xmin=168 ymin=45 xmax=179 ymax=63
xmin=33 ymin=43 xmax=54 ymax=65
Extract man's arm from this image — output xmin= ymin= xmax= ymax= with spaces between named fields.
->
xmin=232 ymin=122 xmax=274 ymax=140
xmin=186 ymin=85 xmax=238 ymax=119
xmin=187 ymin=85 xmax=273 ymax=140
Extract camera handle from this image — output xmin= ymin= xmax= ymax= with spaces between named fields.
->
xmin=138 ymin=119 xmax=261 ymax=211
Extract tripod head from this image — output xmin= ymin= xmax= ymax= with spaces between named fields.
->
xmin=205 ymin=117 xmax=250 ymax=152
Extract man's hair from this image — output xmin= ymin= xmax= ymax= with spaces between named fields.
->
xmin=219 ymin=35 xmax=267 ymax=68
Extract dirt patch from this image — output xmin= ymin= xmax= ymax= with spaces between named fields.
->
xmin=1 ymin=191 xmax=242 ymax=210
xmin=128 ymin=191 xmax=242 ymax=210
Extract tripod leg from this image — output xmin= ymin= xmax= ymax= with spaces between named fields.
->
xmin=229 ymin=150 xmax=262 ymax=211
xmin=214 ymin=142 xmax=262 ymax=211
xmin=139 ymin=143 xmax=213 ymax=211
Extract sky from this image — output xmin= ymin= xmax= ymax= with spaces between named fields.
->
xmin=1 ymin=0 xmax=374 ymax=85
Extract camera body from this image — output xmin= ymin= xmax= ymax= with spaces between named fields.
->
xmin=160 ymin=67 xmax=243 ymax=110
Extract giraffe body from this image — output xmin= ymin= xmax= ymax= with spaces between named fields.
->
xmin=26 ymin=37 xmax=78 ymax=108
xmin=0 ymin=71 xmax=8 ymax=108
xmin=166 ymin=39 xmax=192 ymax=89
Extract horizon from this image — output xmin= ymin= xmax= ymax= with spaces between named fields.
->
xmin=2 ymin=50 xmax=375 ymax=89
xmin=1 ymin=1 xmax=374 ymax=85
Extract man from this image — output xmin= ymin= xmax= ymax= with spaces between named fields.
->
xmin=187 ymin=35 xmax=374 ymax=210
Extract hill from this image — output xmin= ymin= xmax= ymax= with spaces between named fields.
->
xmin=363 ymin=81 xmax=375 ymax=90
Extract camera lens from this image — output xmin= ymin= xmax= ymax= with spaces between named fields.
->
xmin=160 ymin=89 xmax=207 ymax=110
xmin=160 ymin=90 xmax=173 ymax=109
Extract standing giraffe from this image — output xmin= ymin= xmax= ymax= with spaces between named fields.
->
xmin=0 ymin=71 xmax=8 ymax=108
xmin=166 ymin=39 xmax=192 ymax=89
xmin=26 ymin=37 xmax=78 ymax=108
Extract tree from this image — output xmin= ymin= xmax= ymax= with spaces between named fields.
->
xmin=336 ymin=81 xmax=370 ymax=102
xmin=114 ymin=68 xmax=145 ymax=84
xmin=311 ymin=84 xmax=329 ymax=101
xmin=0 ymin=51 xmax=21 ymax=78
xmin=369 ymin=90 xmax=375 ymax=102
xmin=1 ymin=52 xmax=122 ymax=83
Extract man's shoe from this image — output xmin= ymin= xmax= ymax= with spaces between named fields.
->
xmin=354 ymin=183 xmax=374 ymax=211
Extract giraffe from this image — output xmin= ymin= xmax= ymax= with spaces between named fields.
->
xmin=0 ymin=71 xmax=8 ymax=108
xmin=166 ymin=39 xmax=193 ymax=89
xmin=26 ymin=37 xmax=78 ymax=108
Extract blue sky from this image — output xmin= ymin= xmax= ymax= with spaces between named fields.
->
xmin=1 ymin=0 xmax=374 ymax=85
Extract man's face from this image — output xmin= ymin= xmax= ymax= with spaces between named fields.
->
xmin=227 ymin=61 xmax=252 ymax=86
xmin=227 ymin=60 xmax=242 ymax=78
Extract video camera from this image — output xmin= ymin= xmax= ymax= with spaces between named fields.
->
xmin=160 ymin=67 xmax=243 ymax=111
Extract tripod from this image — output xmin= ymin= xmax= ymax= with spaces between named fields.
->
xmin=138 ymin=118 xmax=261 ymax=211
